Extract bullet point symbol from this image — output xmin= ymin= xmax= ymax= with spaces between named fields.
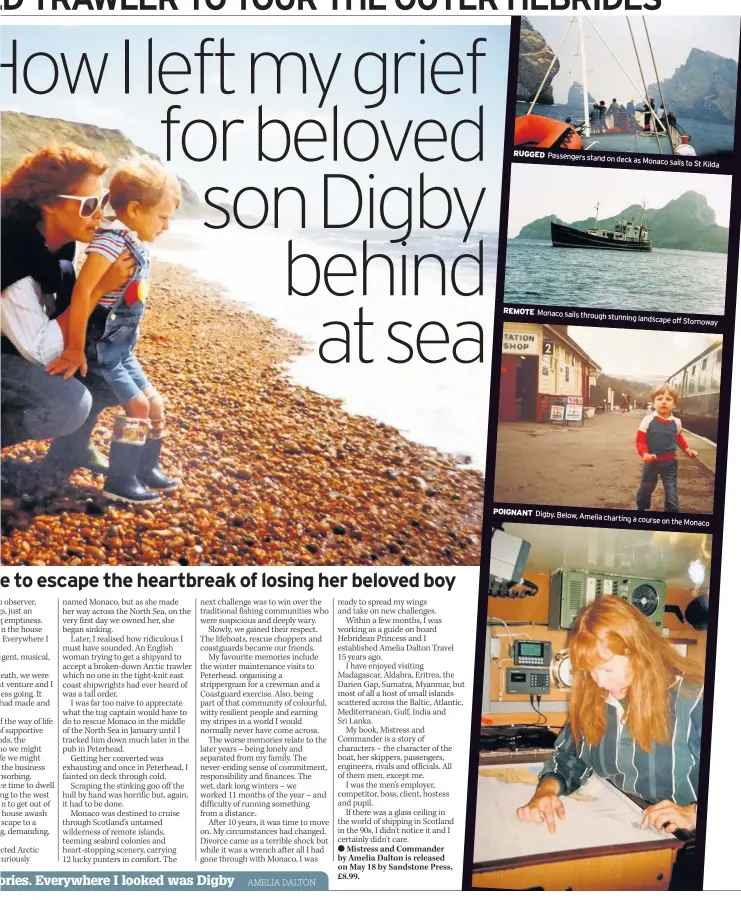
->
xmin=338 ymin=845 xmax=345 ymax=852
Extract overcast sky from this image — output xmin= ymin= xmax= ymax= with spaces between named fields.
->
xmin=569 ymin=326 xmax=720 ymax=380
xmin=507 ymin=163 xmax=732 ymax=235
xmin=526 ymin=16 xmax=740 ymax=106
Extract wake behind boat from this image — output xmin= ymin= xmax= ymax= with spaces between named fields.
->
xmin=551 ymin=203 xmax=652 ymax=252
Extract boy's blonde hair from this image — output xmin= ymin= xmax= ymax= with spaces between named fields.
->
xmin=109 ymin=156 xmax=182 ymax=213
xmin=652 ymin=383 xmax=679 ymax=403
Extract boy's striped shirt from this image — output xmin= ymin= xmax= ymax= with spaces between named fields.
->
xmin=86 ymin=221 xmax=149 ymax=308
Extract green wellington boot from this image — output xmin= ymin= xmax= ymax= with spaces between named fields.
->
xmin=46 ymin=439 xmax=109 ymax=475
xmin=46 ymin=414 xmax=109 ymax=474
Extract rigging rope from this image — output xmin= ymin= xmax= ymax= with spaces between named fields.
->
xmin=625 ymin=16 xmax=665 ymax=154
xmin=643 ymin=16 xmax=675 ymax=151
xmin=527 ymin=17 xmax=577 ymax=116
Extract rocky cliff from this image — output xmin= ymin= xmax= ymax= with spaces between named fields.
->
xmin=1 ymin=111 xmax=199 ymax=212
xmin=514 ymin=191 xmax=729 ymax=253
xmin=517 ymin=18 xmax=559 ymax=105
xmin=648 ymin=48 xmax=737 ymax=125
xmin=567 ymin=81 xmax=595 ymax=108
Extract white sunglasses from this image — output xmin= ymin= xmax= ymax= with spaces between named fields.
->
xmin=57 ymin=189 xmax=110 ymax=219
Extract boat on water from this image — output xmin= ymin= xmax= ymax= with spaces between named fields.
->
xmin=515 ymin=111 xmax=687 ymax=155
xmin=515 ymin=16 xmax=697 ymax=157
xmin=551 ymin=204 xmax=652 ymax=252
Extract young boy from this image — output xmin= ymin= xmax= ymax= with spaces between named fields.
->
xmin=47 ymin=157 xmax=181 ymax=504
xmin=635 ymin=384 xmax=698 ymax=513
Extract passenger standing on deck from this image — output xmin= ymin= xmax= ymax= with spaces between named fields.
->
xmin=608 ymin=98 xmax=620 ymax=129
xmin=643 ymin=98 xmax=656 ymax=131
xmin=626 ymin=99 xmax=636 ymax=130
xmin=589 ymin=104 xmax=601 ymax=133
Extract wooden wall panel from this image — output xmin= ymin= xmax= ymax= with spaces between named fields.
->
xmin=484 ymin=574 xmax=706 ymax=713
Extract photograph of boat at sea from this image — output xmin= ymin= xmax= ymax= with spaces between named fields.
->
xmin=504 ymin=164 xmax=731 ymax=315
xmin=515 ymin=16 xmax=739 ymax=156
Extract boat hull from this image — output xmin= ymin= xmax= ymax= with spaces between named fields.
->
xmin=551 ymin=222 xmax=652 ymax=252
xmin=515 ymin=109 xmax=693 ymax=157
xmin=584 ymin=130 xmax=676 ymax=156
xmin=514 ymin=114 xmax=583 ymax=150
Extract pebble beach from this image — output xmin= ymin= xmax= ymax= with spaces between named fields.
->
xmin=1 ymin=260 xmax=485 ymax=566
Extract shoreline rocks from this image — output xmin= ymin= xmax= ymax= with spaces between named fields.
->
xmin=517 ymin=18 xmax=559 ymax=105
xmin=567 ymin=81 xmax=595 ymax=109
xmin=1 ymin=261 xmax=484 ymax=567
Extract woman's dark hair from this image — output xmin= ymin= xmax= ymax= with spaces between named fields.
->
xmin=1 ymin=143 xmax=108 ymax=223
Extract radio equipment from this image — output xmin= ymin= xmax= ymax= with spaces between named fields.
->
xmin=549 ymin=569 xmax=666 ymax=630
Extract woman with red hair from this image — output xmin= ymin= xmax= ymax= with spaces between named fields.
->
xmin=517 ymin=595 xmax=703 ymax=836
xmin=1 ymin=143 xmax=133 ymax=468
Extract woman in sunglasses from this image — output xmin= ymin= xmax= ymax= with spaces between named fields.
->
xmin=1 ymin=143 xmax=134 ymax=471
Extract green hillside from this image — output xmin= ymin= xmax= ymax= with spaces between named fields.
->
xmin=514 ymin=190 xmax=729 ymax=253
xmin=1 ymin=110 xmax=199 ymax=211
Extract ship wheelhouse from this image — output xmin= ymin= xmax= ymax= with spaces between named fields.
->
xmin=586 ymin=217 xmax=649 ymax=244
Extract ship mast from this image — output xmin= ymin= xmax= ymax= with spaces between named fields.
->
xmin=643 ymin=17 xmax=674 ymax=150
xmin=586 ymin=17 xmax=667 ymax=152
xmin=594 ymin=202 xmax=600 ymax=230
xmin=625 ymin=17 xmax=664 ymax=154
xmin=578 ymin=18 xmax=590 ymax=138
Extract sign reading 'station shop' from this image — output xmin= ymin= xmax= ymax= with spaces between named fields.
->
xmin=503 ymin=331 xmax=539 ymax=355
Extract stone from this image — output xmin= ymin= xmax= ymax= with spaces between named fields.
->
xmin=517 ymin=18 xmax=559 ymax=105
xmin=567 ymin=81 xmax=596 ymax=108
xmin=648 ymin=48 xmax=737 ymax=125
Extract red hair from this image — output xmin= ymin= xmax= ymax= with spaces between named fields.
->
xmin=568 ymin=595 xmax=703 ymax=752
xmin=1 ymin=143 xmax=108 ymax=222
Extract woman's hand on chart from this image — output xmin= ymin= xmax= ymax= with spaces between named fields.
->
xmin=641 ymin=799 xmax=696 ymax=834
xmin=516 ymin=790 xmax=566 ymax=834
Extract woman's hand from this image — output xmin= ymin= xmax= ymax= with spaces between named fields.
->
xmin=516 ymin=780 xmax=566 ymax=834
xmin=95 ymin=249 xmax=136 ymax=298
xmin=641 ymin=799 xmax=697 ymax=834
xmin=46 ymin=348 xmax=87 ymax=380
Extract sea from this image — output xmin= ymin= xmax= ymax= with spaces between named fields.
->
xmin=153 ymin=220 xmax=498 ymax=471
xmin=504 ymin=239 xmax=727 ymax=315
xmin=517 ymin=103 xmax=735 ymax=156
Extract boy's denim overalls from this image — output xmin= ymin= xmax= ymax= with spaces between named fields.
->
xmin=86 ymin=232 xmax=151 ymax=405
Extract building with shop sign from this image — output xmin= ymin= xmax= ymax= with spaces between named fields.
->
xmin=499 ymin=324 xmax=601 ymax=423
